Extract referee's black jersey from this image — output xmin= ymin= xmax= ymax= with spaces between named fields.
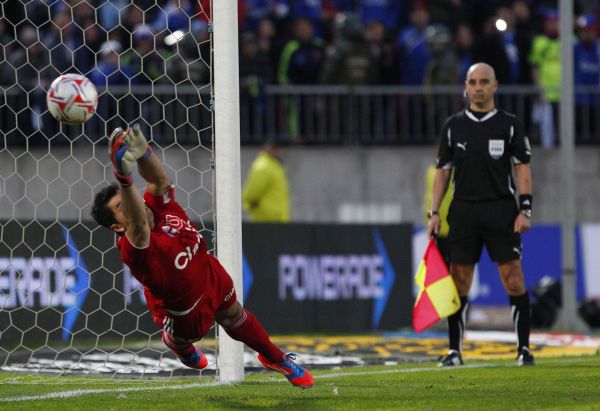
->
xmin=436 ymin=108 xmax=531 ymax=201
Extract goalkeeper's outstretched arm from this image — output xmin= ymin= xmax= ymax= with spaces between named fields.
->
xmin=125 ymin=124 xmax=171 ymax=196
xmin=109 ymin=127 xmax=151 ymax=248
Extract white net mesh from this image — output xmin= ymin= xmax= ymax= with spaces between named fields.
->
xmin=0 ymin=0 xmax=217 ymax=380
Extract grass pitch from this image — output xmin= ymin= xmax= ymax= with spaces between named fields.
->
xmin=1 ymin=355 xmax=599 ymax=410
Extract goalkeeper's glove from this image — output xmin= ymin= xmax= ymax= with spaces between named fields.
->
xmin=123 ymin=123 xmax=152 ymax=161
xmin=109 ymin=127 xmax=136 ymax=187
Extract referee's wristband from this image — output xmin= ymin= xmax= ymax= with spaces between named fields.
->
xmin=427 ymin=210 xmax=439 ymax=219
xmin=519 ymin=194 xmax=532 ymax=211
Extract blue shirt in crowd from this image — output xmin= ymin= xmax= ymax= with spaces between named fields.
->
xmin=574 ymin=39 xmax=600 ymax=105
xmin=358 ymin=0 xmax=403 ymax=29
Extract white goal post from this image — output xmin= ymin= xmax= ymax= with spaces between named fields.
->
xmin=213 ymin=0 xmax=245 ymax=382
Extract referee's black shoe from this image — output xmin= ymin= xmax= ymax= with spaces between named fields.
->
xmin=438 ymin=350 xmax=463 ymax=367
xmin=517 ymin=347 xmax=535 ymax=366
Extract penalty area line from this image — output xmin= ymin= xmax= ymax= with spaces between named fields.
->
xmin=0 ymin=363 xmax=501 ymax=403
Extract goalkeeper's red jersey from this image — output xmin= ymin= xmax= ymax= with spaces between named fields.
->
xmin=117 ymin=186 xmax=210 ymax=314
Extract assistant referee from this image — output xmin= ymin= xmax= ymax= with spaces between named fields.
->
xmin=427 ymin=62 xmax=535 ymax=367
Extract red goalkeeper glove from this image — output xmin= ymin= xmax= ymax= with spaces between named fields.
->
xmin=108 ymin=127 xmax=136 ymax=187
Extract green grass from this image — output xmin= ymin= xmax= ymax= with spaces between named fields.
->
xmin=1 ymin=356 xmax=599 ymax=410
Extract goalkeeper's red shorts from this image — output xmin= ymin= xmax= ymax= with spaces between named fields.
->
xmin=150 ymin=255 xmax=238 ymax=341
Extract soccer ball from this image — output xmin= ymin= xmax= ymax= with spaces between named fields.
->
xmin=47 ymin=74 xmax=98 ymax=124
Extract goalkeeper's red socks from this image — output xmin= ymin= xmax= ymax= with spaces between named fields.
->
xmin=225 ymin=308 xmax=285 ymax=363
xmin=162 ymin=330 xmax=208 ymax=369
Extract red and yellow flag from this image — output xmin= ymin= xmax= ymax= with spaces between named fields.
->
xmin=413 ymin=238 xmax=460 ymax=333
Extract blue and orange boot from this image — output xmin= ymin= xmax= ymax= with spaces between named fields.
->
xmin=179 ymin=346 xmax=208 ymax=370
xmin=258 ymin=352 xmax=314 ymax=388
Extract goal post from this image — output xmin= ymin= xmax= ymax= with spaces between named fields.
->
xmin=213 ymin=0 xmax=245 ymax=382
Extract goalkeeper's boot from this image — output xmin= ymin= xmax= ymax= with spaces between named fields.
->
xmin=517 ymin=347 xmax=535 ymax=366
xmin=438 ymin=349 xmax=463 ymax=367
xmin=179 ymin=346 xmax=208 ymax=370
xmin=258 ymin=352 xmax=314 ymax=388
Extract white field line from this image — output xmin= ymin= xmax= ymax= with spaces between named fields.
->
xmin=0 ymin=363 xmax=503 ymax=403
xmin=0 ymin=380 xmax=228 ymax=403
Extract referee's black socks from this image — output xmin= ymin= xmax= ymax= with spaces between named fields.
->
xmin=448 ymin=296 xmax=468 ymax=352
xmin=509 ymin=292 xmax=531 ymax=352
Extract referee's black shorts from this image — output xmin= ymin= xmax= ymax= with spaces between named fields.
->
xmin=448 ymin=198 xmax=522 ymax=264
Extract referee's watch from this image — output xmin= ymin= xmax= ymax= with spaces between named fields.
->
xmin=520 ymin=209 xmax=532 ymax=219
xmin=427 ymin=210 xmax=439 ymax=219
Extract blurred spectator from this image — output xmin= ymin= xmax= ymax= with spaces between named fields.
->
xmin=423 ymin=24 xmax=459 ymax=85
xmin=473 ymin=6 xmax=526 ymax=85
xmin=423 ymin=24 xmax=460 ymax=133
xmin=242 ymin=0 xmax=289 ymax=30
xmin=10 ymin=25 xmax=54 ymax=90
xmin=427 ymin=0 xmax=462 ymax=27
xmin=332 ymin=0 xmax=355 ymax=13
xmin=8 ymin=25 xmax=57 ymax=139
xmin=512 ymin=0 xmax=534 ymax=84
xmin=90 ymin=40 xmax=134 ymax=88
xmin=289 ymin=0 xmax=325 ymax=35
xmin=529 ymin=8 xmax=561 ymax=100
xmin=71 ymin=0 xmax=96 ymax=25
xmin=74 ymin=21 xmax=104 ymax=76
xmin=167 ymin=21 xmax=211 ymax=84
xmin=458 ymin=0 xmax=505 ymax=34
xmin=40 ymin=8 xmax=77 ymax=72
xmin=240 ymin=31 xmax=274 ymax=90
xmin=396 ymin=1 xmax=431 ymax=85
xmin=256 ymin=17 xmax=285 ymax=80
xmin=122 ymin=3 xmax=146 ymax=35
xmin=21 ymin=1 xmax=49 ymax=28
xmin=242 ymin=142 xmax=291 ymax=222
xmin=366 ymin=21 xmax=399 ymax=84
xmin=574 ymin=14 xmax=600 ymax=143
xmin=357 ymin=0 xmax=404 ymax=31
xmin=122 ymin=24 xmax=172 ymax=85
xmin=278 ymin=18 xmax=325 ymax=85
xmin=151 ymin=0 xmax=195 ymax=33
xmin=454 ymin=22 xmax=474 ymax=82
xmin=239 ymin=31 xmax=274 ymax=141
xmin=529 ymin=8 xmax=560 ymax=148
xmin=278 ymin=18 xmax=325 ymax=141
xmin=99 ymin=0 xmax=128 ymax=32
xmin=320 ymin=14 xmax=378 ymax=85
xmin=90 ymin=40 xmax=135 ymax=130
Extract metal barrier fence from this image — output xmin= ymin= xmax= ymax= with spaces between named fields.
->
xmin=2 ymin=85 xmax=600 ymax=146
xmin=241 ymin=85 xmax=600 ymax=146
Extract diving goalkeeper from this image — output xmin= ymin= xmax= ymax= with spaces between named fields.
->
xmin=91 ymin=125 xmax=314 ymax=388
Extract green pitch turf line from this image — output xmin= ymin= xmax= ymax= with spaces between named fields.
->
xmin=2 ymin=357 xmax=598 ymax=405
xmin=0 ymin=363 xmax=500 ymax=403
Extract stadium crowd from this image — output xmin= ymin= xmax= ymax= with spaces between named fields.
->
xmin=0 ymin=0 xmax=599 ymax=144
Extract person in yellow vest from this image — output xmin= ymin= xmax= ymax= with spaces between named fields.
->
xmin=243 ymin=143 xmax=291 ymax=222
xmin=423 ymin=163 xmax=453 ymax=262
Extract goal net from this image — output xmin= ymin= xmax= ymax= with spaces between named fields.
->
xmin=0 ymin=0 xmax=242 ymax=381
